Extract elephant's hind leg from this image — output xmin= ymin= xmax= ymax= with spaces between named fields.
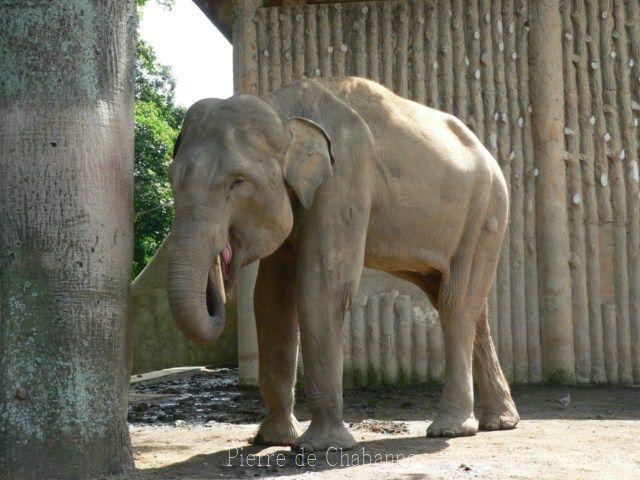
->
xmin=251 ymin=247 xmax=302 ymax=446
xmin=427 ymin=196 xmax=507 ymax=438
xmin=473 ymin=301 xmax=519 ymax=431
xmin=426 ymin=275 xmax=479 ymax=438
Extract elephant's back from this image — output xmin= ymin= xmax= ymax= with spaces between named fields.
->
xmin=319 ymin=77 xmax=487 ymax=161
xmin=317 ymin=77 xmax=497 ymax=188
xmin=314 ymin=77 xmax=507 ymax=268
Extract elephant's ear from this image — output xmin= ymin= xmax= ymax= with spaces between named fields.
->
xmin=282 ymin=117 xmax=334 ymax=209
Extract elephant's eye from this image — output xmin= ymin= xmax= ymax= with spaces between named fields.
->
xmin=229 ymin=177 xmax=246 ymax=190
xmin=226 ymin=175 xmax=254 ymax=199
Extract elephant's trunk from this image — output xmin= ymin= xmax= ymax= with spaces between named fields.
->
xmin=166 ymin=228 xmax=226 ymax=344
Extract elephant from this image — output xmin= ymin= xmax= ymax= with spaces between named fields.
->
xmin=166 ymin=76 xmax=519 ymax=452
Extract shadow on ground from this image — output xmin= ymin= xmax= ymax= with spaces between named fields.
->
xmin=139 ymin=436 xmax=449 ymax=479
xmin=129 ymin=368 xmax=640 ymax=426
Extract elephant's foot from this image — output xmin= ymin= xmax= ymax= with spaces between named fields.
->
xmin=251 ymin=413 xmax=301 ymax=446
xmin=479 ymin=397 xmax=520 ymax=431
xmin=426 ymin=411 xmax=478 ymax=438
xmin=293 ymin=420 xmax=356 ymax=452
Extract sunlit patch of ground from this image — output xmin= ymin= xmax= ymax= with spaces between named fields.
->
xmin=130 ymin=368 xmax=640 ymax=479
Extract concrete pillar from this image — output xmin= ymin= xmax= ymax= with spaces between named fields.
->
xmin=233 ymin=0 xmax=261 ymax=386
xmin=236 ymin=263 xmax=259 ymax=386
xmin=529 ymin=0 xmax=576 ymax=382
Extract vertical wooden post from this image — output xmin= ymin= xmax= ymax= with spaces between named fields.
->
xmin=342 ymin=310 xmax=352 ymax=386
xmin=617 ymin=0 xmax=640 ymax=385
xmin=600 ymin=0 xmax=631 ymax=384
xmin=504 ymin=0 xmax=528 ymax=385
xmin=268 ymin=8 xmax=282 ymax=89
xmin=233 ymin=0 xmax=261 ymax=386
xmin=450 ymin=0 xmax=467 ymax=122
xmin=585 ymin=0 xmax=617 ymax=383
xmin=516 ymin=0 xmax=542 ymax=383
xmin=425 ymin=0 xmax=440 ymax=109
xmin=411 ymin=0 xmax=426 ymax=104
xmin=304 ymin=4 xmax=318 ymax=78
xmin=438 ymin=0 xmax=454 ymax=114
xmin=293 ymin=5 xmax=305 ymax=80
xmin=365 ymin=294 xmax=381 ymax=385
xmin=331 ymin=3 xmax=345 ymax=77
xmin=354 ymin=3 xmax=367 ymax=77
xmin=318 ymin=5 xmax=332 ymax=78
xmin=413 ymin=307 xmax=429 ymax=384
xmin=257 ymin=8 xmax=269 ymax=96
xmin=367 ymin=2 xmax=380 ymax=82
xmin=281 ymin=6 xmax=293 ymax=84
xmin=397 ymin=2 xmax=409 ymax=97
xmin=381 ymin=291 xmax=399 ymax=385
xmin=529 ymin=0 xmax=575 ymax=382
xmin=467 ymin=0 xmax=484 ymax=145
xmin=350 ymin=294 xmax=367 ymax=386
xmin=479 ymin=0 xmax=501 ymax=363
xmin=396 ymin=295 xmax=413 ymax=383
xmin=233 ymin=0 xmax=261 ymax=95
xmin=427 ymin=310 xmax=445 ymax=381
xmin=492 ymin=0 xmax=514 ymax=383
xmin=381 ymin=2 xmax=394 ymax=89
xmin=573 ymin=0 xmax=605 ymax=383
xmin=561 ymin=0 xmax=591 ymax=384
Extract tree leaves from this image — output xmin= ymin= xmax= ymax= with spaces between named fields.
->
xmin=133 ymin=37 xmax=185 ymax=277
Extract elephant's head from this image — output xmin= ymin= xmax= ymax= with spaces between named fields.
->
xmin=166 ymin=94 xmax=334 ymax=344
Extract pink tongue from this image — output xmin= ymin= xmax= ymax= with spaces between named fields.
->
xmin=221 ymin=244 xmax=232 ymax=265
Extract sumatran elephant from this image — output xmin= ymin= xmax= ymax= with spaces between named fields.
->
xmin=166 ymin=77 xmax=519 ymax=452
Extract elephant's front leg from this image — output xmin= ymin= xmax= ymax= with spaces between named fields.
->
xmin=293 ymin=210 xmax=368 ymax=452
xmin=252 ymin=247 xmax=302 ymax=446
xmin=294 ymin=276 xmax=358 ymax=452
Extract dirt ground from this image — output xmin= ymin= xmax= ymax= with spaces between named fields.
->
xmin=129 ymin=368 xmax=640 ymax=479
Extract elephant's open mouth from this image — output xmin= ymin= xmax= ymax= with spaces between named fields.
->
xmin=220 ymin=244 xmax=232 ymax=279
xmin=206 ymin=244 xmax=233 ymax=316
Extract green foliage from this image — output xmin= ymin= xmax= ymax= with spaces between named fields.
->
xmin=136 ymin=0 xmax=174 ymax=8
xmin=133 ymin=6 xmax=185 ymax=277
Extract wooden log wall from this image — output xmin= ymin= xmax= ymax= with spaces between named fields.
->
xmin=561 ymin=0 xmax=640 ymax=384
xmin=246 ymin=0 xmax=640 ymax=385
xmin=342 ymin=292 xmax=444 ymax=386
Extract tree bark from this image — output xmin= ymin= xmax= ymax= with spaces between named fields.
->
xmin=0 ymin=1 xmax=136 ymax=478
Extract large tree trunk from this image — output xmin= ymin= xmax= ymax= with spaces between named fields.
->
xmin=0 ymin=2 xmax=136 ymax=478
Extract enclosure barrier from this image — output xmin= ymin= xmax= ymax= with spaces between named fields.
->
xmin=559 ymin=0 xmax=640 ymax=385
xmin=342 ymin=292 xmax=444 ymax=386
xmin=234 ymin=0 xmax=640 ymax=385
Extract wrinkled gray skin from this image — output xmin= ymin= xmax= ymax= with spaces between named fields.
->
xmin=167 ymin=77 xmax=519 ymax=452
